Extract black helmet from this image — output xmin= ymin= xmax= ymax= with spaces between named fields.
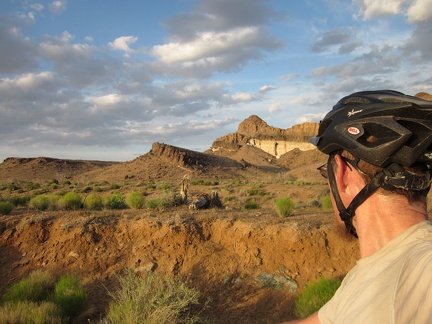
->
xmin=310 ymin=90 xmax=432 ymax=238
xmin=309 ymin=90 xmax=432 ymax=167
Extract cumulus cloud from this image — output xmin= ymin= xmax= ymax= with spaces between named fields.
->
xmin=0 ymin=20 xmax=38 ymax=73
xmin=356 ymin=0 xmax=432 ymax=22
xmin=150 ymin=0 xmax=283 ymax=77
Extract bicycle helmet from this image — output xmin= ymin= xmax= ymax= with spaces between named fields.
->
xmin=310 ymin=90 xmax=432 ymax=237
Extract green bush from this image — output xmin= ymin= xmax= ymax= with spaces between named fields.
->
xmin=84 ymin=194 xmax=104 ymax=210
xmin=320 ymin=195 xmax=333 ymax=210
xmin=52 ymin=274 xmax=87 ymax=318
xmin=145 ymin=195 xmax=175 ymax=210
xmin=9 ymin=195 xmax=31 ymax=207
xmin=126 ymin=191 xmax=145 ymax=209
xmin=0 ymin=301 xmax=63 ymax=324
xmin=29 ymin=195 xmax=50 ymax=211
xmin=24 ymin=182 xmax=41 ymax=191
xmin=295 ymin=277 xmax=341 ymax=319
xmin=244 ymin=199 xmax=259 ymax=210
xmin=58 ymin=192 xmax=82 ymax=210
xmin=2 ymin=270 xmax=54 ymax=304
xmin=105 ymin=194 xmax=128 ymax=209
xmin=275 ymin=198 xmax=295 ymax=217
xmin=146 ymin=199 xmax=160 ymax=210
xmin=0 ymin=201 xmax=14 ymax=215
xmin=107 ymin=270 xmax=202 ymax=324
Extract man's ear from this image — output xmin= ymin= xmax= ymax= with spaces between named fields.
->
xmin=332 ymin=154 xmax=349 ymax=194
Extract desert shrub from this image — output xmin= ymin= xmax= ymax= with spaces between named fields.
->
xmin=146 ymin=194 xmax=176 ymax=210
xmin=58 ymin=192 xmax=82 ymax=210
xmin=2 ymin=270 xmax=54 ymax=304
xmin=51 ymin=274 xmax=87 ymax=318
xmin=295 ymin=277 xmax=341 ymax=319
xmin=146 ymin=199 xmax=160 ymax=210
xmin=81 ymin=186 xmax=93 ymax=193
xmin=244 ymin=199 xmax=259 ymax=210
xmin=84 ymin=194 xmax=104 ymax=210
xmin=106 ymin=269 xmax=202 ymax=324
xmin=0 ymin=201 xmax=13 ymax=215
xmin=126 ymin=191 xmax=145 ymax=209
xmin=29 ymin=195 xmax=50 ymax=211
xmin=275 ymin=198 xmax=295 ymax=217
xmin=320 ymin=195 xmax=333 ymax=210
xmin=0 ymin=301 xmax=63 ymax=324
xmin=46 ymin=194 xmax=61 ymax=210
xmin=156 ymin=181 xmax=170 ymax=191
xmin=9 ymin=195 xmax=31 ymax=207
xmin=24 ymin=181 xmax=41 ymax=191
xmin=110 ymin=184 xmax=121 ymax=190
xmin=105 ymin=193 xmax=128 ymax=209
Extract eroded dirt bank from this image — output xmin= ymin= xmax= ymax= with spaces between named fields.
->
xmin=0 ymin=209 xmax=359 ymax=323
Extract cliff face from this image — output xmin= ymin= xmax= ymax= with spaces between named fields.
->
xmin=210 ymin=115 xmax=319 ymax=158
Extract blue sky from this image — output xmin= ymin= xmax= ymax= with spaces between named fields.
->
xmin=1 ymin=0 xmax=431 ymax=162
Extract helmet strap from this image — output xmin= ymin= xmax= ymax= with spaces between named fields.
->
xmin=327 ymin=152 xmax=386 ymax=238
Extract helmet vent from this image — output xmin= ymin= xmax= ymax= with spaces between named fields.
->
xmin=343 ymin=97 xmax=370 ymax=105
xmin=380 ymin=98 xmax=405 ymax=103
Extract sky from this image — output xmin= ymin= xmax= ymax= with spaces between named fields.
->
xmin=1 ymin=0 xmax=431 ymax=162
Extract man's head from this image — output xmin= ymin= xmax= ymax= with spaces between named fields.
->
xmin=310 ymin=90 xmax=432 ymax=237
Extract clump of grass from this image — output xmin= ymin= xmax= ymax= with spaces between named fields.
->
xmin=106 ymin=270 xmax=202 ymax=324
xmin=2 ymin=270 xmax=54 ymax=304
xmin=126 ymin=191 xmax=145 ymax=209
xmin=58 ymin=192 xmax=82 ymax=210
xmin=244 ymin=199 xmax=259 ymax=210
xmin=0 ymin=301 xmax=63 ymax=324
xmin=84 ymin=194 xmax=104 ymax=210
xmin=1 ymin=271 xmax=88 ymax=323
xmin=51 ymin=274 xmax=87 ymax=318
xmin=275 ymin=197 xmax=295 ymax=217
xmin=0 ymin=201 xmax=14 ymax=215
xmin=320 ymin=195 xmax=333 ymax=210
xmin=294 ymin=277 xmax=341 ymax=319
xmin=105 ymin=193 xmax=128 ymax=209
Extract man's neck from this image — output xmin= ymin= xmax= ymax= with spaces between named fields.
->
xmin=354 ymin=194 xmax=427 ymax=258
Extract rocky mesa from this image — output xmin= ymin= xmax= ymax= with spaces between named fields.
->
xmin=209 ymin=115 xmax=319 ymax=158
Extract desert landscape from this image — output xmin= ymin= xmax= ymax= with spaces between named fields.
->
xmin=0 ymin=116 xmax=362 ymax=323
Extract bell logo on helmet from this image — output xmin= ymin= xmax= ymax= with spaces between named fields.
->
xmin=348 ymin=126 xmax=360 ymax=135
xmin=347 ymin=108 xmax=363 ymax=117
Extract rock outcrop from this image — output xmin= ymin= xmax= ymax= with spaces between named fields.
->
xmin=210 ymin=115 xmax=319 ymax=158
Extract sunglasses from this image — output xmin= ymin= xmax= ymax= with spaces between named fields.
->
xmin=317 ymin=163 xmax=328 ymax=179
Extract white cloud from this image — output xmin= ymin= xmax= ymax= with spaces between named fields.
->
xmin=358 ymin=0 xmax=405 ymax=19
xmin=356 ymin=0 xmax=432 ymax=22
xmin=268 ymin=103 xmax=282 ymax=113
xmin=152 ymin=27 xmax=264 ymax=64
xmin=108 ymin=36 xmax=138 ymax=53
xmin=407 ymin=0 xmax=432 ymax=22
xmin=49 ymin=0 xmax=67 ymax=14
xmin=259 ymin=85 xmax=276 ymax=93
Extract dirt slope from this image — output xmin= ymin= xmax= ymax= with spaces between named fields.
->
xmin=0 ymin=209 xmax=358 ymax=323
